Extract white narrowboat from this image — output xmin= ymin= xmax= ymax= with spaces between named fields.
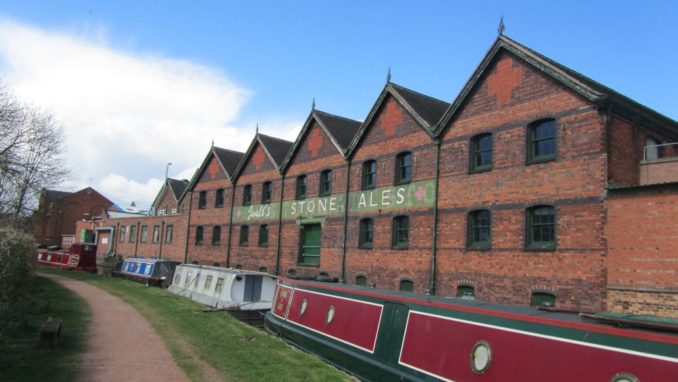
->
xmin=168 ymin=264 xmax=276 ymax=311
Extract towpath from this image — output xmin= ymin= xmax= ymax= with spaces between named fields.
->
xmin=40 ymin=273 xmax=189 ymax=382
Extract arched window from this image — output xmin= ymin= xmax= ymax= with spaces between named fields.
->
xmin=355 ymin=275 xmax=367 ymax=286
xmin=526 ymin=205 xmax=556 ymax=250
xmin=528 ymin=119 xmax=556 ymax=162
xmin=395 ymin=152 xmax=412 ymax=184
xmin=319 ymin=169 xmax=332 ymax=196
xmin=359 ymin=218 xmax=374 ymax=248
xmin=295 ymin=175 xmax=307 ymax=199
xmin=392 ymin=215 xmax=409 ymax=249
xmin=456 ymin=285 xmax=475 ymax=299
xmin=399 ymin=279 xmax=414 ymax=292
xmin=470 ymin=133 xmax=493 ymax=171
xmin=531 ymin=292 xmax=556 ymax=307
xmin=362 ymin=160 xmax=377 ymax=189
xmin=468 ymin=210 xmax=491 ymax=249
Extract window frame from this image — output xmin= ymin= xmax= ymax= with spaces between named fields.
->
xmin=119 ymin=225 xmax=127 ymax=242
xmin=527 ymin=119 xmax=557 ymax=164
xmin=395 ymin=152 xmax=413 ymax=185
xmin=258 ymin=224 xmax=269 ymax=247
xmin=358 ymin=218 xmax=374 ymax=249
xmin=165 ymin=224 xmax=174 ymax=244
xmin=212 ymin=226 xmax=221 ymax=246
xmin=295 ymin=175 xmax=307 ymax=200
xmin=531 ymin=291 xmax=556 ymax=307
xmin=456 ymin=285 xmax=476 ymax=299
xmin=262 ymin=181 xmax=273 ymax=204
xmin=128 ymin=225 xmax=137 ymax=243
xmin=467 ymin=210 xmax=491 ymax=250
xmin=198 ymin=191 xmax=207 ymax=209
xmin=526 ymin=205 xmax=556 ymax=250
xmin=361 ymin=160 xmax=377 ymax=190
xmin=470 ymin=133 xmax=493 ymax=172
xmin=319 ymin=169 xmax=332 ymax=196
xmin=195 ymin=226 xmax=204 ymax=245
xmin=140 ymin=225 xmax=148 ymax=243
xmin=215 ymin=188 xmax=224 ymax=208
xmin=392 ymin=215 xmax=409 ymax=249
xmin=152 ymin=225 xmax=160 ymax=244
xmin=399 ymin=279 xmax=414 ymax=292
xmin=239 ymin=225 xmax=249 ymax=246
xmin=355 ymin=275 xmax=367 ymax=286
xmin=242 ymin=185 xmax=252 ymax=206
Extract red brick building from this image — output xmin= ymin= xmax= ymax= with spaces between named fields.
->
xmin=150 ymin=178 xmax=189 ymax=216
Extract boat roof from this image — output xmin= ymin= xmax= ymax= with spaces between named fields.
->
xmin=123 ymin=257 xmax=179 ymax=264
xmin=177 ymin=263 xmax=275 ymax=277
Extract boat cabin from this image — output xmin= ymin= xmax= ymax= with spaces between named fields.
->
xmin=36 ymin=243 xmax=97 ymax=272
xmin=114 ymin=257 xmax=180 ymax=287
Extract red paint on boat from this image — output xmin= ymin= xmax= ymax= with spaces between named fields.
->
xmin=36 ymin=243 xmax=97 ymax=272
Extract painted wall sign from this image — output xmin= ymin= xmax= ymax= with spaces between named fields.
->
xmin=231 ymin=203 xmax=281 ymax=223
xmin=349 ymin=180 xmax=436 ymax=212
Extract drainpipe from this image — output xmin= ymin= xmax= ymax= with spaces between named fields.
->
xmin=226 ymin=184 xmax=236 ymax=267
xmin=114 ymin=222 xmax=119 ymax=253
xmin=158 ymin=220 xmax=165 ymax=259
xmin=274 ymin=174 xmax=286 ymax=275
xmin=133 ymin=221 xmax=141 ymax=257
xmin=340 ymin=160 xmax=351 ymax=283
xmin=428 ymin=138 xmax=442 ymax=296
xmin=183 ymin=192 xmax=194 ymax=264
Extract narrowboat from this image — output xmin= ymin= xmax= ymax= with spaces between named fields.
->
xmin=36 ymin=243 xmax=97 ymax=272
xmin=168 ymin=264 xmax=276 ymax=311
xmin=112 ymin=257 xmax=180 ymax=287
xmin=265 ymin=278 xmax=678 ymax=382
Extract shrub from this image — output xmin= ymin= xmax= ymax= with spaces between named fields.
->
xmin=0 ymin=227 xmax=35 ymax=319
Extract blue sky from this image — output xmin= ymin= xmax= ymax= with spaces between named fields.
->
xmin=1 ymin=1 xmax=676 ymax=206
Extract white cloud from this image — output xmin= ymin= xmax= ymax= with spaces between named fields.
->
xmin=0 ymin=18 xmax=275 ymax=207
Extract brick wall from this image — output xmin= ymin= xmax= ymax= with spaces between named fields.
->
xmin=104 ymin=214 xmax=187 ymax=263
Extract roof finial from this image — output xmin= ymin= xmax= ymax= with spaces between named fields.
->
xmin=312 ymin=97 xmax=316 ymax=110
xmin=256 ymin=123 xmax=259 ymax=135
xmin=386 ymin=67 xmax=391 ymax=83
xmin=211 ymin=138 xmax=214 ymax=147
xmin=498 ymin=15 xmax=505 ymax=36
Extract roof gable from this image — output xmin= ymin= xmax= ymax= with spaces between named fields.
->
xmin=281 ymin=109 xmax=361 ymax=172
xmin=434 ymin=35 xmax=678 ymax=136
xmin=182 ymin=146 xmax=244 ymax=201
xmin=232 ymin=133 xmax=293 ymax=180
xmin=346 ymin=82 xmax=449 ymax=157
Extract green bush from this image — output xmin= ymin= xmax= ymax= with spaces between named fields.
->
xmin=0 ymin=227 xmax=35 ymax=319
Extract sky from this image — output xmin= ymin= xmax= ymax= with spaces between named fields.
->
xmin=0 ymin=1 xmax=676 ymax=208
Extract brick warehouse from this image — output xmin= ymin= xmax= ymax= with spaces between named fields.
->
xmin=74 ymin=35 xmax=677 ymax=317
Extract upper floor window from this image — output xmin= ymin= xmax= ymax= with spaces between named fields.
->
xmin=399 ymin=279 xmax=414 ymax=292
xmin=195 ymin=226 xmax=204 ymax=245
xmin=528 ymin=119 xmax=556 ymax=162
xmin=165 ymin=224 xmax=174 ymax=244
xmin=119 ymin=225 xmax=127 ymax=242
xmin=392 ymin=215 xmax=409 ymax=249
xmin=259 ymin=224 xmax=269 ymax=247
xmin=262 ymin=182 xmax=273 ymax=203
xmin=645 ymin=138 xmax=660 ymax=160
xmin=296 ymin=175 xmax=307 ymax=200
xmin=212 ymin=226 xmax=221 ymax=245
xmin=239 ymin=225 xmax=249 ymax=246
xmin=140 ymin=225 xmax=148 ymax=243
xmin=215 ymin=188 xmax=224 ymax=208
xmin=471 ymin=133 xmax=493 ymax=171
xmin=526 ymin=205 xmax=556 ymax=250
xmin=319 ymin=170 xmax=332 ymax=196
xmin=359 ymin=218 xmax=374 ymax=249
xmin=242 ymin=185 xmax=252 ymax=206
xmin=152 ymin=225 xmax=160 ymax=244
xmin=198 ymin=191 xmax=207 ymax=209
xmin=129 ymin=225 xmax=137 ymax=243
xmin=362 ymin=160 xmax=376 ymax=189
xmin=468 ymin=210 xmax=491 ymax=249
xmin=395 ymin=152 xmax=412 ymax=184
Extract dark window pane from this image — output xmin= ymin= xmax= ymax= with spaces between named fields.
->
xmin=259 ymin=224 xmax=269 ymax=247
xmin=469 ymin=210 xmax=491 ymax=248
xmin=195 ymin=226 xmax=204 ymax=245
xmin=239 ymin=225 xmax=249 ymax=246
xmin=527 ymin=206 xmax=555 ymax=249
xmin=320 ymin=170 xmax=332 ymax=196
xmin=472 ymin=134 xmax=493 ymax=171
xmin=399 ymin=280 xmax=413 ymax=292
xmin=359 ymin=219 xmax=374 ymax=248
xmin=262 ymin=182 xmax=272 ymax=203
xmin=215 ymin=189 xmax=224 ymax=208
xmin=243 ymin=185 xmax=252 ymax=205
xmin=530 ymin=120 xmax=556 ymax=161
xmin=296 ymin=175 xmax=307 ymax=199
xmin=362 ymin=160 xmax=376 ymax=189
xmin=355 ymin=275 xmax=367 ymax=286
xmin=396 ymin=152 xmax=412 ymax=183
xmin=212 ymin=226 xmax=221 ymax=245
xmin=198 ymin=191 xmax=207 ymax=209
xmin=392 ymin=216 xmax=409 ymax=248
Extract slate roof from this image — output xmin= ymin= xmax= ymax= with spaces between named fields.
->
xmin=44 ymin=189 xmax=72 ymax=200
xmin=314 ymin=110 xmax=362 ymax=152
xmin=167 ymin=178 xmax=189 ymax=200
xmin=257 ymin=133 xmax=294 ymax=168
xmin=390 ymin=83 xmax=450 ymax=127
xmin=213 ymin=147 xmax=244 ymax=177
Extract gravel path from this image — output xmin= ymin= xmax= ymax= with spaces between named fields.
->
xmin=40 ymin=273 xmax=189 ymax=382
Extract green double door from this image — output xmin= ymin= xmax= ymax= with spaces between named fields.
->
xmin=300 ymin=224 xmax=321 ymax=266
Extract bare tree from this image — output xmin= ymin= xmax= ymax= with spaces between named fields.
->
xmin=0 ymin=83 xmax=69 ymax=228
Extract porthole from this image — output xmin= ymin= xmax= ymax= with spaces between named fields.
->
xmin=326 ymin=306 xmax=336 ymax=324
xmin=470 ymin=340 xmax=492 ymax=374
xmin=610 ymin=372 xmax=639 ymax=382
xmin=299 ymin=298 xmax=308 ymax=316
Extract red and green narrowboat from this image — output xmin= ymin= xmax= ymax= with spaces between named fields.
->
xmin=265 ymin=278 xmax=678 ymax=381
xmin=36 ymin=243 xmax=97 ymax=272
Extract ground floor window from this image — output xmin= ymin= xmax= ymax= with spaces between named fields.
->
xmin=355 ymin=275 xmax=367 ymax=286
xmin=399 ymin=279 xmax=413 ymax=292
xmin=531 ymin=292 xmax=556 ymax=307
xmin=456 ymin=285 xmax=475 ymax=299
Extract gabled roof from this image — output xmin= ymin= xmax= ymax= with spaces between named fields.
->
xmin=43 ymin=189 xmax=72 ymax=201
xmin=346 ymin=81 xmax=449 ymax=157
xmin=180 ymin=145 xmax=245 ymax=201
xmin=167 ymin=178 xmax=189 ymax=200
xmin=434 ymin=35 xmax=678 ymax=137
xmin=280 ymin=109 xmax=362 ymax=171
xmin=232 ymin=133 xmax=294 ymax=179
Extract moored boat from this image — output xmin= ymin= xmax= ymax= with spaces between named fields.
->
xmin=168 ymin=264 xmax=276 ymax=311
xmin=113 ymin=257 xmax=180 ymax=287
xmin=36 ymin=243 xmax=97 ymax=272
xmin=265 ymin=278 xmax=678 ymax=382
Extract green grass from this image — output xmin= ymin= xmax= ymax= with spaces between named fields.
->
xmin=0 ymin=276 xmax=91 ymax=382
xmin=39 ymin=267 xmax=349 ymax=382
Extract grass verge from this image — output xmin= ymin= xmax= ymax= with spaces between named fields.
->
xmin=38 ymin=267 xmax=349 ymax=382
xmin=0 ymin=275 xmax=91 ymax=382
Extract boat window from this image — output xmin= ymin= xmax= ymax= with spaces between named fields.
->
xmin=204 ymin=275 xmax=213 ymax=290
xmin=145 ymin=265 xmax=152 ymax=275
xmin=185 ymin=272 xmax=192 ymax=286
xmin=299 ymin=298 xmax=308 ymax=316
xmin=174 ymin=274 xmax=181 ymax=285
xmin=610 ymin=372 xmax=639 ymax=382
xmin=470 ymin=340 xmax=492 ymax=374
xmin=326 ymin=306 xmax=335 ymax=324
xmin=215 ymin=278 xmax=225 ymax=293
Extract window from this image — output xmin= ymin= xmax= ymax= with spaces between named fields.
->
xmin=158 ymin=209 xmax=166 ymax=216
xmin=259 ymin=266 xmax=268 ymax=273
xmin=468 ymin=210 xmax=491 ymax=249
xmin=215 ymin=188 xmax=224 ymax=208
xmin=295 ymin=175 xmax=307 ymax=199
xmin=645 ymin=138 xmax=659 ymax=160
xmin=355 ymin=275 xmax=367 ymax=286
xmin=140 ymin=225 xmax=148 ymax=243
xmin=165 ymin=224 xmax=174 ymax=244
xmin=359 ymin=218 xmax=374 ymax=249
xmin=526 ymin=206 xmax=556 ymax=250
xmin=129 ymin=225 xmax=137 ymax=243
xmin=215 ymin=278 xmax=225 ymax=293
xmin=243 ymin=185 xmax=252 ymax=205
xmin=399 ymin=279 xmax=413 ymax=292
xmin=204 ymin=275 xmax=213 ymax=290
xmin=319 ymin=170 xmax=332 ymax=196
xmin=261 ymin=181 xmax=273 ymax=203
xmin=395 ymin=152 xmax=412 ymax=184
xmin=471 ymin=133 xmax=492 ymax=171
xmin=119 ymin=226 xmax=126 ymax=242
xmin=392 ymin=215 xmax=409 ymax=249
xmin=212 ymin=226 xmax=221 ymax=245
xmin=195 ymin=226 xmax=204 ymax=245
xmin=198 ymin=191 xmax=207 ymax=209
xmin=259 ymin=224 xmax=269 ymax=247
xmin=170 ymin=208 xmax=177 ymax=214
xmin=528 ymin=119 xmax=556 ymax=162
xmin=361 ymin=160 xmax=377 ymax=189
xmin=239 ymin=225 xmax=249 ymax=246
xmin=531 ymin=292 xmax=556 ymax=307
xmin=457 ymin=285 xmax=475 ymax=299
xmin=152 ymin=225 xmax=160 ymax=243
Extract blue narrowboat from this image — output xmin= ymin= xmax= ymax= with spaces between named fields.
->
xmin=113 ymin=257 xmax=180 ymax=287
